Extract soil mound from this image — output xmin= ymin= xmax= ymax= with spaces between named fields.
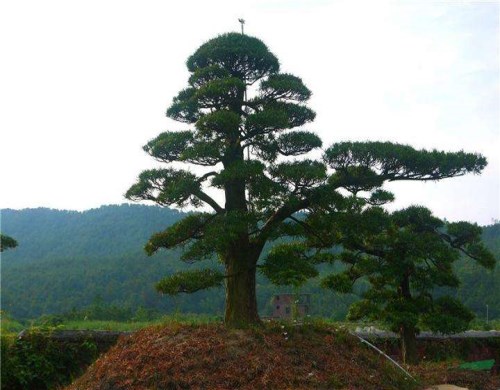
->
xmin=67 ymin=322 xmax=416 ymax=390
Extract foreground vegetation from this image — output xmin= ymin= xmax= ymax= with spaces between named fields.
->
xmin=2 ymin=311 xmax=499 ymax=390
xmin=1 ymin=323 xmax=99 ymax=390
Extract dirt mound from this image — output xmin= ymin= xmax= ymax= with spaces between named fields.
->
xmin=67 ymin=322 xmax=417 ymax=390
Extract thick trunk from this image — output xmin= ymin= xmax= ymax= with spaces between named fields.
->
xmin=221 ymin=142 xmax=260 ymax=328
xmin=400 ymin=324 xmax=418 ymax=364
xmin=224 ymin=252 xmax=260 ymax=328
xmin=399 ymin=270 xmax=418 ymax=364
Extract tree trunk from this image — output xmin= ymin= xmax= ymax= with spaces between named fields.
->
xmin=224 ymin=252 xmax=260 ymax=328
xmin=221 ymin=141 xmax=261 ymax=328
xmin=400 ymin=324 xmax=418 ymax=364
xmin=399 ymin=271 xmax=418 ymax=364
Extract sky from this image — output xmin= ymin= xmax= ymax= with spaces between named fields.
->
xmin=1 ymin=0 xmax=499 ymax=225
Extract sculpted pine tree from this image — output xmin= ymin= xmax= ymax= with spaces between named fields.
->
xmin=127 ymin=32 xmax=487 ymax=328
xmin=319 ymin=206 xmax=496 ymax=364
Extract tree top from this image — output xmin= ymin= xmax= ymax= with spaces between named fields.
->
xmin=187 ymin=32 xmax=280 ymax=83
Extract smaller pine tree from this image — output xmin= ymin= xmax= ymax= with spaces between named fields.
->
xmin=319 ymin=206 xmax=496 ymax=364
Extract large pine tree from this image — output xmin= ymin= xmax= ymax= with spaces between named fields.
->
xmin=127 ymin=32 xmax=487 ymax=328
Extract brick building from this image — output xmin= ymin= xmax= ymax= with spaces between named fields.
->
xmin=271 ymin=294 xmax=311 ymax=319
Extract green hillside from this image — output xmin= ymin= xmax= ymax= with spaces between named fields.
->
xmin=0 ymin=205 xmax=356 ymax=320
xmin=0 ymin=205 xmax=183 ymax=264
xmin=1 ymin=205 xmax=498 ymax=320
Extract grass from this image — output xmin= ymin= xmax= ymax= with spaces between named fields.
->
xmin=57 ymin=320 xmax=157 ymax=331
xmin=4 ymin=312 xmax=499 ymax=335
xmin=0 ymin=311 xmax=24 ymax=336
xmin=54 ymin=313 xmax=220 ymax=332
xmin=469 ymin=318 xmax=500 ymax=331
xmin=5 ymin=314 xmax=499 ymax=334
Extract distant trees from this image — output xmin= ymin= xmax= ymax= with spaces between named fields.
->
xmin=127 ymin=32 xmax=488 ymax=328
xmin=1 ymin=234 xmax=18 ymax=252
xmin=319 ymin=206 xmax=495 ymax=364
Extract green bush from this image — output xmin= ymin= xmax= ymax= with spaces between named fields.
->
xmin=1 ymin=328 xmax=98 ymax=390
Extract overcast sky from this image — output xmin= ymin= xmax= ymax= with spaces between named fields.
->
xmin=1 ymin=0 xmax=498 ymax=225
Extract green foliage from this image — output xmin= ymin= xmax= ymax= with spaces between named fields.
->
xmin=186 ymin=33 xmax=279 ymax=83
xmin=156 ymin=269 xmax=225 ymax=295
xmin=325 ymin=141 xmax=486 ymax=181
xmin=145 ymin=212 xmax=212 ymax=255
xmin=1 ymin=312 xmax=24 ymax=335
xmin=196 ymin=110 xmax=241 ymax=136
xmin=318 ymin=206 xmax=496 ymax=363
xmin=125 ymin=168 xmax=202 ymax=207
xmin=260 ymin=73 xmax=311 ymax=101
xmin=125 ymin=31 xmax=489 ymax=327
xmin=260 ymin=243 xmax=318 ymax=287
xmin=143 ymin=130 xmax=194 ymax=162
xmin=420 ymin=296 xmax=474 ymax=334
xmin=1 ymin=328 xmax=99 ymax=390
xmin=470 ymin=318 xmax=500 ymax=331
xmin=1 ymin=233 xmax=18 ymax=252
xmin=346 ymin=300 xmax=380 ymax=322
xmin=321 ymin=273 xmax=354 ymax=294
xmin=211 ymin=160 xmax=265 ymax=188
xmin=276 ymin=131 xmax=322 ymax=156
xmin=270 ymin=160 xmax=327 ymax=188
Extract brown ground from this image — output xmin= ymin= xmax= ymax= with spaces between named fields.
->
xmin=410 ymin=361 xmax=500 ymax=390
xmin=66 ymin=323 xmax=498 ymax=390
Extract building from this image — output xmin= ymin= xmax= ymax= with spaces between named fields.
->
xmin=271 ymin=294 xmax=311 ymax=319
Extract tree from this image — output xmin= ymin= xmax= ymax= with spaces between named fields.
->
xmin=319 ymin=206 xmax=496 ymax=364
xmin=126 ymin=32 xmax=487 ymax=328
xmin=1 ymin=234 xmax=18 ymax=252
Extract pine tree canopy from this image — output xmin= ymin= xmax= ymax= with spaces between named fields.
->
xmin=314 ymin=205 xmax=495 ymax=362
xmin=126 ymin=32 xmax=489 ymax=327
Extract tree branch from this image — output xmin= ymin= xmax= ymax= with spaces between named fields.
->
xmin=288 ymin=215 xmax=330 ymax=247
xmin=197 ymin=171 xmax=218 ymax=183
xmin=193 ymin=189 xmax=224 ymax=214
xmin=256 ymin=198 xmax=310 ymax=244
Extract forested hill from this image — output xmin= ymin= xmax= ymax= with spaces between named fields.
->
xmin=1 ymin=205 xmax=220 ymax=319
xmin=0 ymin=205 xmax=183 ymax=264
xmin=1 ymin=205 xmax=499 ymax=320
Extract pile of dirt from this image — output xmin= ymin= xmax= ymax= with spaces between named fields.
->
xmin=67 ymin=322 xmax=418 ymax=390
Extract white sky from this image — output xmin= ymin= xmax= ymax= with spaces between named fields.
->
xmin=1 ymin=0 xmax=499 ymax=225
